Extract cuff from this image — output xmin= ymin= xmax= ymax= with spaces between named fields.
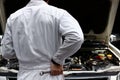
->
xmin=51 ymin=59 xmax=60 ymax=66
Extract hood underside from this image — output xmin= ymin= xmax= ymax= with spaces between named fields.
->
xmin=49 ymin=0 xmax=119 ymax=43
xmin=0 ymin=0 xmax=119 ymax=43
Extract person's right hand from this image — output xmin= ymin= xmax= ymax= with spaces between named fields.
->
xmin=50 ymin=63 xmax=63 ymax=76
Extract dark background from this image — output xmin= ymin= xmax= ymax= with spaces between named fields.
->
xmin=0 ymin=0 xmax=120 ymax=36
xmin=1 ymin=0 xmax=120 ymax=50
xmin=3 ymin=0 xmax=111 ymax=34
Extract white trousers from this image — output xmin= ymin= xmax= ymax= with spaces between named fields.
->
xmin=17 ymin=70 xmax=64 ymax=80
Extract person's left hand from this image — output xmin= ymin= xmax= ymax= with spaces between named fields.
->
xmin=50 ymin=63 xmax=63 ymax=76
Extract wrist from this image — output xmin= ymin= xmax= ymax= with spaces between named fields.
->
xmin=51 ymin=59 xmax=60 ymax=66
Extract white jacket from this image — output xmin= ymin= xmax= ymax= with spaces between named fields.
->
xmin=1 ymin=0 xmax=84 ymax=80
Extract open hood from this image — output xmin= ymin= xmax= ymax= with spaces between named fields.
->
xmin=50 ymin=0 xmax=119 ymax=45
xmin=0 ymin=0 xmax=6 ymax=35
xmin=0 ymin=0 xmax=119 ymax=43
xmin=67 ymin=0 xmax=119 ymax=45
xmin=83 ymin=0 xmax=119 ymax=45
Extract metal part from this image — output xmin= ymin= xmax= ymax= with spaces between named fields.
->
xmin=39 ymin=71 xmax=50 ymax=76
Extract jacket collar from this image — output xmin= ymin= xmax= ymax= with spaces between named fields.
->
xmin=30 ymin=0 xmax=43 ymax=2
xmin=26 ymin=0 xmax=47 ymax=7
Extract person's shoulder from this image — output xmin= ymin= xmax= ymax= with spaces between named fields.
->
xmin=48 ymin=5 xmax=67 ymax=17
xmin=9 ymin=7 xmax=25 ymax=20
xmin=49 ymin=5 xmax=66 ymax=12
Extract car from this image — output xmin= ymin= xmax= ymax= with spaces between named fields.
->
xmin=0 ymin=0 xmax=120 ymax=80
xmin=52 ymin=0 xmax=120 ymax=80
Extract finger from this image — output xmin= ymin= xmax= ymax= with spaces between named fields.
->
xmin=51 ymin=70 xmax=59 ymax=75
xmin=50 ymin=71 xmax=57 ymax=76
xmin=50 ymin=70 xmax=62 ymax=76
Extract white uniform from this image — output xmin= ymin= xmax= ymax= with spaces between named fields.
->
xmin=1 ymin=0 xmax=84 ymax=80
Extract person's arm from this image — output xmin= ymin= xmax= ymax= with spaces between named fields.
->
xmin=1 ymin=18 xmax=16 ymax=59
xmin=52 ymin=10 xmax=84 ymax=65
xmin=50 ymin=10 xmax=84 ymax=76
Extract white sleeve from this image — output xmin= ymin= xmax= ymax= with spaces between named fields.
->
xmin=1 ymin=18 xmax=16 ymax=59
xmin=52 ymin=10 xmax=84 ymax=65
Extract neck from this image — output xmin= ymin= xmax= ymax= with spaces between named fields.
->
xmin=30 ymin=0 xmax=43 ymax=1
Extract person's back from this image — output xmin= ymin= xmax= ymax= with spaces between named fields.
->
xmin=1 ymin=0 xmax=84 ymax=80
xmin=9 ymin=0 xmax=65 ymax=70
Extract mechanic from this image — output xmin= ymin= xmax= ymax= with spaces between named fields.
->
xmin=1 ymin=0 xmax=84 ymax=80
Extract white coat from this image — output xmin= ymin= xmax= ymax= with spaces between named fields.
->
xmin=1 ymin=0 xmax=84 ymax=80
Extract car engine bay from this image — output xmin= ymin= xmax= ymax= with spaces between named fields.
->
xmin=0 ymin=40 xmax=119 ymax=73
